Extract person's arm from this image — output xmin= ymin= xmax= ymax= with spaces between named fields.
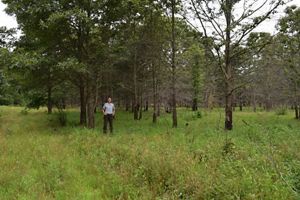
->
xmin=113 ymin=104 xmax=115 ymax=116
xmin=102 ymin=104 xmax=106 ymax=115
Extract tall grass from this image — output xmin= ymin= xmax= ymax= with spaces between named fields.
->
xmin=0 ymin=106 xmax=299 ymax=199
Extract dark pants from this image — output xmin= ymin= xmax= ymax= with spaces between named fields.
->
xmin=103 ymin=114 xmax=113 ymax=134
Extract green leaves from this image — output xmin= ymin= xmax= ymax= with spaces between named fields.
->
xmin=278 ymin=6 xmax=300 ymax=35
xmin=11 ymin=49 xmax=41 ymax=70
xmin=277 ymin=6 xmax=300 ymax=77
xmin=0 ymin=27 xmax=16 ymax=48
xmin=57 ymin=57 xmax=87 ymax=74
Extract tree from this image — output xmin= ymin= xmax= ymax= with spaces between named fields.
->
xmin=277 ymin=6 xmax=300 ymax=118
xmin=4 ymin=0 xmax=129 ymax=128
xmin=171 ymin=0 xmax=178 ymax=127
xmin=3 ymin=0 xmax=71 ymax=113
xmin=185 ymin=0 xmax=287 ymax=130
xmin=183 ymin=43 xmax=205 ymax=111
xmin=0 ymin=27 xmax=18 ymax=105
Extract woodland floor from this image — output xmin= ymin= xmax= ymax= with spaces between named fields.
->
xmin=0 ymin=106 xmax=300 ymax=199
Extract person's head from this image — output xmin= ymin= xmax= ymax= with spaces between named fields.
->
xmin=107 ymin=97 xmax=112 ymax=103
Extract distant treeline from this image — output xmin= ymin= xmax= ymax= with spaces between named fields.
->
xmin=0 ymin=0 xmax=299 ymax=129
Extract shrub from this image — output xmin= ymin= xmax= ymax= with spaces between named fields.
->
xmin=196 ymin=111 xmax=202 ymax=118
xmin=222 ymin=139 xmax=236 ymax=157
xmin=20 ymin=108 xmax=29 ymax=115
xmin=191 ymin=111 xmax=202 ymax=120
xmin=25 ymin=91 xmax=46 ymax=110
xmin=275 ymin=107 xmax=287 ymax=115
xmin=57 ymin=110 xmax=67 ymax=126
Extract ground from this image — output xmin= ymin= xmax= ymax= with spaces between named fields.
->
xmin=0 ymin=106 xmax=299 ymax=199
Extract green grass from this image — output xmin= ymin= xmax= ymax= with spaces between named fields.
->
xmin=0 ymin=106 xmax=300 ymax=199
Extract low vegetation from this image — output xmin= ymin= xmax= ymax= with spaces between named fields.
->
xmin=0 ymin=106 xmax=299 ymax=199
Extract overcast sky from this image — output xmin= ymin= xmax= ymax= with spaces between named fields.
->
xmin=0 ymin=1 xmax=18 ymax=29
xmin=1 ymin=0 xmax=300 ymax=34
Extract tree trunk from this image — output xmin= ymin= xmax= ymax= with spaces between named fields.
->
xmin=295 ymin=104 xmax=299 ymax=119
xmin=79 ymin=82 xmax=87 ymax=126
xmin=87 ymin=100 xmax=95 ymax=128
xmin=253 ymin=103 xmax=256 ymax=112
xmin=135 ymin=102 xmax=140 ymax=119
xmin=145 ymin=100 xmax=149 ymax=111
xmin=152 ymin=62 xmax=157 ymax=123
xmin=47 ymin=85 xmax=52 ymax=114
xmin=125 ymin=98 xmax=130 ymax=111
xmin=87 ymin=82 xmax=95 ymax=129
xmin=192 ymin=98 xmax=198 ymax=111
xmin=265 ymin=97 xmax=272 ymax=111
xmin=294 ymin=81 xmax=298 ymax=119
xmin=239 ymin=98 xmax=243 ymax=111
xmin=133 ymin=49 xmax=138 ymax=120
xmin=87 ymin=105 xmax=95 ymax=128
xmin=157 ymin=99 xmax=161 ymax=117
xmin=207 ymin=91 xmax=214 ymax=110
xmin=138 ymin=95 xmax=143 ymax=120
xmin=62 ymin=98 xmax=66 ymax=109
xmin=224 ymin=0 xmax=233 ymax=130
xmin=225 ymin=84 xmax=233 ymax=130
xmin=171 ymin=0 xmax=177 ymax=128
xmin=252 ymin=89 xmax=257 ymax=112
xmin=87 ymin=71 xmax=99 ymax=129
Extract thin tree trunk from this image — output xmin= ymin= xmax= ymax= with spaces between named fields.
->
xmin=125 ymin=97 xmax=130 ymax=111
xmin=87 ymin=79 xmax=98 ymax=129
xmin=139 ymin=95 xmax=143 ymax=120
xmin=145 ymin=100 xmax=148 ymax=111
xmin=192 ymin=57 xmax=199 ymax=111
xmin=87 ymin=95 xmax=95 ymax=128
xmin=265 ymin=95 xmax=272 ymax=111
xmin=224 ymin=0 xmax=233 ymax=130
xmin=192 ymin=98 xmax=198 ymax=111
xmin=152 ymin=62 xmax=157 ymax=123
xmin=79 ymin=82 xmax=87 ymax=126
xmin=225 ymin=84 xmax=233 ymax=130
xmin=171 ymin=0 xmax=177 ymax=128
xmin=157 ymin=98 xmax=161 ymax=117
xmin=295 ymin=105 xmax=299 ymax=119
xmin=136 ymin=103 xmax=140 ymax=116
xmin=252 ymin=89 xmax=257 ymax=112
xmin=47 ymin=85 xmax=52 ymax=114
xmin=134 ymin=102 xmax=139 ymax=120
xmin=294 ymin=81 xmax=298 ymax=119
xmin=133 ymin=49 xmax=138 ymax=120
xmin=62 ymin=97 xmax=66 ymax=109
xmin=239 ymin=96 xmax=243 ymax=111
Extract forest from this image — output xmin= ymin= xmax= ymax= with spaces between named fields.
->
xmin=0 ymin=0 xmax=300 ymax=199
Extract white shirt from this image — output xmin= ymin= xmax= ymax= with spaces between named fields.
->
xmin=103 ymin=103 xmax=115 ymax=114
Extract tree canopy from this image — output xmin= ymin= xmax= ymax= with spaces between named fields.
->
xmin=1 ymin=0 xmax=299 ymax=130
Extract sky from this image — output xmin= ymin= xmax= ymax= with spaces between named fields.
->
xmin=252 ymin=0 xmax=300 ymax=34
xmin=1 ymin=0 xmax=300 ymax=34
xmin=0 ymin=1 xmax=18 ymax=29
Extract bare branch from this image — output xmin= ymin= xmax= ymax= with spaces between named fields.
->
xmin=190 ymin=0 xmax=208 ymax=37
xmin=235 ymin=0 xmax=284 ymax=46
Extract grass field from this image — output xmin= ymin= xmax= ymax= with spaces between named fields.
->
xmin=0 ymin=106 xmax=299 ymax=199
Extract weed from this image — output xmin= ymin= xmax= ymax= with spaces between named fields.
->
xmin=0 ymin=106 xmax=299 ymax=199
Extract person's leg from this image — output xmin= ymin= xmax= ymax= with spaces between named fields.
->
xmin=108 ymin=114 xmax=113 ymax=133
xmin=103 ymin=115 xmax=108 ymax=134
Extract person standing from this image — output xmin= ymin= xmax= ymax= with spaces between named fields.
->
xmin=102 ymin=97 xmax=115 ymax=134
